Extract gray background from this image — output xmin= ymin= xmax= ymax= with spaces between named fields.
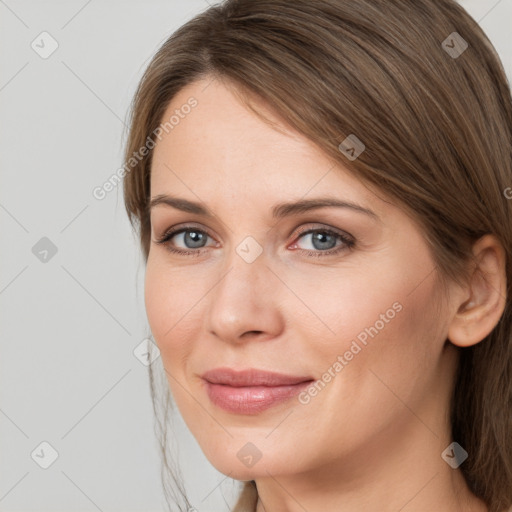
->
xmin=1 ymin=1 xmax=510 ymax=511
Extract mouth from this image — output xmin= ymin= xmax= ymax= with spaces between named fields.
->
xmin=201 ymin=367 xmax=315 ymax=415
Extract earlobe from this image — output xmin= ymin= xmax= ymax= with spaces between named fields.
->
xmin=447 ymin=234 xmax=507 ymax=348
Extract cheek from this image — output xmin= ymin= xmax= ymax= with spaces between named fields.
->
xmin=284 ymin=272 xmax=443 ymax=464
xmin=144 ymin=260 xmax=196 ymax=367
xmin=290 ymin=242 xmax=441 ymax=358
xmin=293 ymin=259 xmax=441 ymax=408
xmin=144 ymin=261 xmax=169 ymax=344
xmin=280 ymin=263 xmax=411 ymax=354
xmin=144 ymin=263 xmax=202 ymax=419
xmin=315 ymin=271 xmax=441 ymax=420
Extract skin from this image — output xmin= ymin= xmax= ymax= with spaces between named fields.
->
xmin=145 ymin=75 xmax=507 ymax=512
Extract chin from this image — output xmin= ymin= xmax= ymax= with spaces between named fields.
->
xmin=203 ymin=439 xmax=301 ymax=481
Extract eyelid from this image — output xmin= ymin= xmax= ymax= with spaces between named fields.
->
xmin=154 ymin=221 xmax=355 ymax=257
xmin=154 ymin=222 xmax=216 ymax=242
xmin=155 ymin=221 xmax=352 ymax=242
xmin=292 ymin=223 xmax=353 ymax=241
xmin=288 ymin=224 xmax=355 ymax=253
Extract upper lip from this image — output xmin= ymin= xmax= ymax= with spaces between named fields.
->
xmin=201 ymin=367 xmax=314 ymax=387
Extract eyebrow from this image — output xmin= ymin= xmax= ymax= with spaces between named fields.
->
xmin=148 ymin=194 xmax=379 ymax=220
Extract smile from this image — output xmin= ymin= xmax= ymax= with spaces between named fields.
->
xmin=201 ymin=368 xmax=314 ymax=414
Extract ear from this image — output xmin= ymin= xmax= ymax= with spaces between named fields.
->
xmin=447 ymin=234 xmax=507 ymax=348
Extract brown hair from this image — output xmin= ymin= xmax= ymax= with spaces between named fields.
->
xmin=123 ymin=1 xmax=512 ymax=510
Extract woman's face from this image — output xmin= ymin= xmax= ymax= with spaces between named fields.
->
xmin=145 ymin=76 xmax=458 ymax=481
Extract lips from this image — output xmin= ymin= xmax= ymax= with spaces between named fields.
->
xmin=201 ymin=368 xmax=314 ymax=415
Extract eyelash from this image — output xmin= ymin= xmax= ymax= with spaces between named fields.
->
xmin=154 ymin=224 xmax=355 ymax=258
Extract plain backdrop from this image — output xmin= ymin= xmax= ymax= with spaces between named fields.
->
xmin=1 ymin=1 xmax=511 ymax=511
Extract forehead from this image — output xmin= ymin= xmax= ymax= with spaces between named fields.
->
xmin=149 ymin=77 xmax=383 ymax=216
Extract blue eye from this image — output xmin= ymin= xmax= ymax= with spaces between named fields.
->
xmin=155 ymin=226 xmax=215 ymax=257
xmin=291 ymin=227 xmax=355 ymax=257
xmin=154 ymin=225 xmax=355 ymax=258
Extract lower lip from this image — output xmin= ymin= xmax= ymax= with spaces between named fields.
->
xmin=204 ymin=380 xmax=313 ymax=415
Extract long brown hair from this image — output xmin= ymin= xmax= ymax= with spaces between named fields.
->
xmin=123 ymin=1 xmax=512 ymax=510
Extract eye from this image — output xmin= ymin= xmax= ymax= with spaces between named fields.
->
xmin=154 ymin=225 xmax=217 ymax=257
xmin=153 ymin=224 xmax=355 ymax=258
xmin=290 ymin=226 xmax=355 ymax=257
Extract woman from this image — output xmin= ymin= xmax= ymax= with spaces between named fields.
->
xmin=123 ymin=1 xmax=512 ymax=510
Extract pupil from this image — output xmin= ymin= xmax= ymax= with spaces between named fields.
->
xmin=313 ymin=232 xmax=335 ymax=250
xmin=185 ymin=231 xmax=205 ymax=248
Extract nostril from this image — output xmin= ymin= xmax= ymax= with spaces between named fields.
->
xmin=243 ymin=330 xmax=263 ymax=337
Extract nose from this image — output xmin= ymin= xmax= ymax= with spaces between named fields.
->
xmin=204 ymin=247 xmax=284 ymax=345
